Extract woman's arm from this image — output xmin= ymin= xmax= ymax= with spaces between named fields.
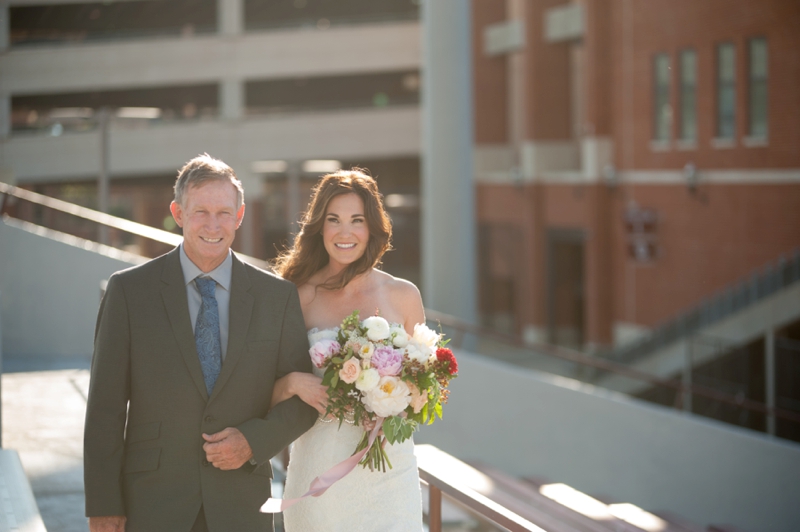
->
xmin=270 ymin=372 xmax=329 ymax=414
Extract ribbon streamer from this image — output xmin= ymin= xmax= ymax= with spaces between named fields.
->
xmin=260 ymin=417 xmax=385 ymax=513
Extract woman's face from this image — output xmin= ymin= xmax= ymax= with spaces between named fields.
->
xmin=322 ymin=193 xmax=370 ymax=269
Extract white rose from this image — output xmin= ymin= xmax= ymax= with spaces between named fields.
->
xmin=390 ymin=325 xmax=410 ymax=348
xmin=413 ymin=323 xmax=440 ymax=349
xmin=308 ymin=327 xmax=339 ymax=345
xmin=405 ymin=339 xmax=432 ymax=364
xmin=363 ymin=376 xmax=411 ymax=418
xmin=363 ymin=316 xmax=391 ymax=342
xmin=359 ymin=342 xmax=375 ymax=359
xmin=355 ymin=368 xmax=380 ymax=392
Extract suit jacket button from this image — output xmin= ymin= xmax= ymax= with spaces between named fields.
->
xmin=202 ymin=458 xmax=209 ymax=466
xmin=204 ymin=416 xmax=214 ymax=423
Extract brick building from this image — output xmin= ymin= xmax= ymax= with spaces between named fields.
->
xmin=472 ymin=0 xmax=800 ymax=351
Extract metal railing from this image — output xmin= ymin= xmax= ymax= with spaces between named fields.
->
xmin=608 ymin=248 xmax=800 ymax=364
xmin=425 ymin=309 xmax=800 ymax=428
xmin=0 ymin=181 xmax=268 ymax=269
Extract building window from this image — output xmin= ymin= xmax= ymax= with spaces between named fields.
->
xmin=748 ymin=37 xmax=768 ymax=139
xmin=653 ymin=53 xmax=671 ymax=142
xmin=716 ymin=43 xmax=736 ymax=139
xmin=679 ymin=49 xmax=697 ymax=142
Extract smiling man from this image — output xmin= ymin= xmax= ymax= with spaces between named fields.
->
xmin=84 ymin=154 xmax=318 ymax=532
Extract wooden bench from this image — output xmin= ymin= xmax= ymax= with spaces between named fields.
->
xmin=0 ymin=449 xmax=47 ymax=532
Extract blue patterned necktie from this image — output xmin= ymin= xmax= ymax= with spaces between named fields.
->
xmin=194 ymin=276 xmax=222 ymax=396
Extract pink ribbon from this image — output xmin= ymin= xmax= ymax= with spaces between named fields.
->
xmin=260 ymin=417 xmax=384 ymax=513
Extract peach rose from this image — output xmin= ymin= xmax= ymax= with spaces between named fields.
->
xmin=408 ymin=382 xmax=428 ymax=414
xmin=339 ymin=357 xmax=361 ymax=384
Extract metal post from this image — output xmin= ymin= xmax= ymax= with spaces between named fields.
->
xmin=421 ymin=0 xmax=477 ymax=324
xmin=683 ymin=336 xmax=693 ymax=413
xmin=765 ymin=328 xmax=776 ymax=436
xmin=98 ymin=107 xmax=111 ymax=245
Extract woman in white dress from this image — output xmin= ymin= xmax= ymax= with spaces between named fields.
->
xmin=270 ymin=169 xmax=425 ymax=531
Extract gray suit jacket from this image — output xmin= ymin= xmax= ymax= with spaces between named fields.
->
xmin=84 ymin=247 xmax=317 ymax=531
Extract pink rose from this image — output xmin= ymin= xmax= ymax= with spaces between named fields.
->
xmin=339 ymin=357 xmax=361 ymax=384
xmin=371 ymin=345 xmax=404 ymax=376
xmin=309 ymin=339 xmax=340 ymax=369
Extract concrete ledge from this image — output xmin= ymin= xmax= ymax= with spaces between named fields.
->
xmin=0 ymin=449 xmax=47 ymax=532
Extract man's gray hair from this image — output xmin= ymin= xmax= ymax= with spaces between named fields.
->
xmin=174 ymin=153 xmax=244 ymax=208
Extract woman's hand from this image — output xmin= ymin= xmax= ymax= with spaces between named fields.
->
xmin=292 ymin=373 xmax=329 ymax=414
xmin=271 ymin=372 xmax=329 ymax=414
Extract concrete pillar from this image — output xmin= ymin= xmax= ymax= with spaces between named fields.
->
xmin=765 ymin=328 xmax=776 ymax=436
xmin=0 ymin=94 xmax=10 ymax=138
xmin=285 ymin=161 xmax=301 ymax=242
xmin=421 ymin=0 xmax=477 ymax=324
xmin=0 ymin=290 xmax=3 ymax=448
xmin=220 ymin=79 xmax=244 ymax=120
xmin=682 ymin=337 xmax=693 ymax=413
xmin=0 ymin=0 xmax=10 ymax=138
xmin=218 ymin=0 xmax=243 ymax=36
xmin=236 ymin=168 xmax=261 ymax=257
xmin=0 ymin=1 xmax=9 ymax=52
xmin=97 ymin=108 xmax=111 ymax=245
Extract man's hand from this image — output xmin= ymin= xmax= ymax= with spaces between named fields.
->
xmin=202 ymin=427 xmax=254 ymax=470
xmin=89 ymin=516 xmax=126 ymax=532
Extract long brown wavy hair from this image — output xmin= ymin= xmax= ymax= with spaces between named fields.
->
xmin=273 ymin=169 xmax=393 ymax=290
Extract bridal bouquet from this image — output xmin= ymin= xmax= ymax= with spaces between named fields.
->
xmin=308 ymin=311 xmax=458 ymax=472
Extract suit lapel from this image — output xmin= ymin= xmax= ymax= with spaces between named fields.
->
xmin=161 ymin=248 xmax=209 ymax=402
xmin=209 ymin=253 xmax=253 ymax=403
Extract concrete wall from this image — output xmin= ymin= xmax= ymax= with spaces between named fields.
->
xmin=0 ymin=218 xmax=141 ymax=359
xmin=416 ymin=350 xmax=800 ymax=532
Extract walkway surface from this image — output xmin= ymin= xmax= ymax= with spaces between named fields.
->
xmin=1 ymin=358 xmax=465 ymax=532
xmin=2 ymin=359 xmax=91 ymax=532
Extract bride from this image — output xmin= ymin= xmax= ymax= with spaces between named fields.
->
xmin=270 ymin=169 xmax=425 ymax=531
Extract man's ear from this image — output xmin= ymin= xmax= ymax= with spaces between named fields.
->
xmin=170 ymin=201 xmax=184 ymax=228
xmin=235 ymin=203 xmax=245 ymax=229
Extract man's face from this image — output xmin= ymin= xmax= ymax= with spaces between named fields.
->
xmin=170 ymin=180 xmax=245 ymax=272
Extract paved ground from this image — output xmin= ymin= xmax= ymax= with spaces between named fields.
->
xmin=2 ymin=364 xmax=90 ymax=532
xmin=1 ymin=358 xmax=474 ymax=532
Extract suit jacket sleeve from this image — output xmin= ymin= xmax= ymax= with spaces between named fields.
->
xmin=83 ymin=273 xmax=131 ymax=517
xmin=237 ymin=284 xmax=318 ymax=464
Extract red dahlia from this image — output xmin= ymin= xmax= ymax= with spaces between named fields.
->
xmin=436 ymin=348 xmax=458 ymax=375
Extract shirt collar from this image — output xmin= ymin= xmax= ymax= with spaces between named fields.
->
xmin=179 ymin=244 xmax=233 ymax=292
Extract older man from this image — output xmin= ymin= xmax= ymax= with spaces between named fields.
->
xmin=84 ymin=154 xmax=317 ymax=532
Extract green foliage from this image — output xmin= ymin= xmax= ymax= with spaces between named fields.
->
xmin=382 ymin=416 xmax=418 ymax=445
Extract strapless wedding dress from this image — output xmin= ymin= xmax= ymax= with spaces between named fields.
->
xmin=282 ymin=329 xmax=424 ymax=531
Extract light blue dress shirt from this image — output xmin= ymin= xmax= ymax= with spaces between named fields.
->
xmin=179 ymin=244 xmax=232 ymax=361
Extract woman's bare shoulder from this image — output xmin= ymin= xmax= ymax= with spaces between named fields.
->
xmin=296 ymin=280 xmax=319 ymax=307
xmin=373 ymin=269 xmax=424 ymax=327
xmin=373 ymin=269 xmax=420 ymax=299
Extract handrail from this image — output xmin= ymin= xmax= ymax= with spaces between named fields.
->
xmin=609 ymin=248 xmax=800 ymax=364
xmin=0 ymin=181 xmax=269 ymax=269
xmin=415 ymin=445 xmax=546 ymax=532
xmin=424 ymin=309 xmax=800 ymax=425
